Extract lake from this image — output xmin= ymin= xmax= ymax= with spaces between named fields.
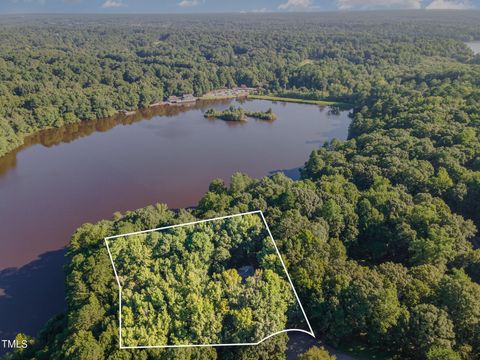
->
xmin=0 ymin=98 xmax=350 ymax=345
xmin=466 ymin=41 xmax=480 ymax=54
xmin=0 ymin=99 xmax=350 ymax=270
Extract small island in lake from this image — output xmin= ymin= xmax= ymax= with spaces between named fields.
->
xmin=204 ymin=106 xmax=277 ymax=121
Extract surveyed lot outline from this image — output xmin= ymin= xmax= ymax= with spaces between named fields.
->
xmin=104 ymin=210 xmax=315 ymax=349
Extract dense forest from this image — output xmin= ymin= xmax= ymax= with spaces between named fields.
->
xmin=107 ymin=214 xmax=305 ymax=348
xmin=2 ymin=11 xmax=480 ymax=360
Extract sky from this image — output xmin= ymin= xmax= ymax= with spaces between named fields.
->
xmin=0 ymin=0 xmax=478 ymax=14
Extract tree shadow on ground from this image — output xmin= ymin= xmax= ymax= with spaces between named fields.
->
xmin=287 ymin=332 xmax=359 ymax=360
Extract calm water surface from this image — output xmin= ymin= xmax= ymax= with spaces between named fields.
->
xmin=0 ymin=99 xmax=350 ymax=269
xmin=466 ymin=41 xmax=480 ymax=54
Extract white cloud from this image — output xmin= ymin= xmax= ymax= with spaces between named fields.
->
xmin=101 ymin=0 xmax=126 ymax=8
xmin=240 ymin=8 xmax=269 ymax=13
xmin=178 ymin=0 xmax=203 ymax=7
xmin=426 ymin=0 xmax=474 ymax=9
xmin=278 ymin=0 xmax=315 ymax=10
xmin=337 ymin=0 xmax=421 ymax=10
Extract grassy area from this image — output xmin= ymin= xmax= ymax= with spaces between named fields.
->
xmin=199 ymin=95 xmax=238 ymax=100
xmin=200 ymin=94 xmax=250 ymax=101
xmin=248 ymin=94 xmax=351 ymax=107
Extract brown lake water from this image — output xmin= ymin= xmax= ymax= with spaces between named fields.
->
xmin=0 ymin=98 xmax=350 ymax=347
xmin=0 ymin=99 xmax=350 ymax=270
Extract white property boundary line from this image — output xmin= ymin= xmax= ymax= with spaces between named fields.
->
xmin=104 ymin=210 xmax=315 ymax=349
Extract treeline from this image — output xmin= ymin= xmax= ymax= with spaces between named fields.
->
xmin=1 ymin=12 xmax=479 ymax=157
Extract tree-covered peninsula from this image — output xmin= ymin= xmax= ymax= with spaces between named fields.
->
xmin=6 ymin=165 xmax=480 ymax=359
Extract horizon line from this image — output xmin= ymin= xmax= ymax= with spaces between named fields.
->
xmin=1 ymin=9 xmax=478 ymax=16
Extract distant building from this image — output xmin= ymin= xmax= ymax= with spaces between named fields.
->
xmin=166 ymin=94 xmax=197 ymax=104
xmin=168 ymin=95 xmax=180 ymax=103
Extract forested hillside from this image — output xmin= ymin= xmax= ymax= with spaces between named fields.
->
xmin=2 ymin=11 xmax=480 ymax=360
xmin=1 ymin=12 xmax=480 ymax=157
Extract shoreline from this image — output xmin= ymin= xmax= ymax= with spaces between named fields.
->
xmin=0 ymin=95 xmax=348 ymax=161
xmin=199 ymin=95 xmax=248 ymax=101
xmin=248 ymin=94 xmax=352 ymax=107
xmin=0 ymin=97 xmax=234 ymax=160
